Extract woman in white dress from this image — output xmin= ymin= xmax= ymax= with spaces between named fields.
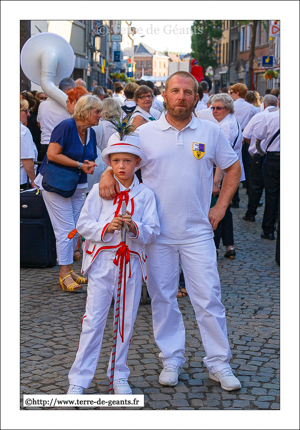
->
xmin=211 ymin=93 xmax=245 ymax=259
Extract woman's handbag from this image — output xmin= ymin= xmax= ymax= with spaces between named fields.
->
xmin=42 ymin=162 xmax=81 ymax=198
xmin=42 ymin=140 xmax=87 ymax=198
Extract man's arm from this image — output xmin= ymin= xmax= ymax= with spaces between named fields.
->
xmin=208 ymin=160 xmax=241 ymax=230
xmin=21 ymin=159 xmax=36 ymax=186
xmin=99 ymin=166 xmax=120 ymax=199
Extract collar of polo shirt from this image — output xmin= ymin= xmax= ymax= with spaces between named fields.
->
xmin=159 ymin=111 xmax=198 ymax=131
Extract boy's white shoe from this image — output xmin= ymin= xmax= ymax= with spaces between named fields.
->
xmin=113 ymin=379 xmax=132 ymax=395
xmin=159 ymin=364 xmax=181 ymax=386
xmin=67 ymin=384 xmax=84 ymax=395
xmin=209 ymin=367 xmax=241 ymax=391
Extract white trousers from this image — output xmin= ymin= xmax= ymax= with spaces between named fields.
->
xmin=42 ymin=187 xmax=87 ymax=265
xmin=68 ymin=252 xmax=142 ymax=388
xmin=145 ymin=239 xmax=232 ymax=374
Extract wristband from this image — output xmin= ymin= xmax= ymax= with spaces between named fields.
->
xmin=77 ymin=162 xmax=82 ymax=170
xmin=213 ymin=183 xmax=221 ymax=188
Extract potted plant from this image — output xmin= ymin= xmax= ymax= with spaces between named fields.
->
xmin=263 ymin=69 xmax=278 ymax=80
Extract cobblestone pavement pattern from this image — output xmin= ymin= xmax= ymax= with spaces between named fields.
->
xmin=20 ymin=186 xmax=280 ymax=410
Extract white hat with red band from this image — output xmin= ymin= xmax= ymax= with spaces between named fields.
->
xmin=101 ymin=132 xmax=148 ymax=170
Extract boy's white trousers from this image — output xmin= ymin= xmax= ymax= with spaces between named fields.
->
xmin=145 ymin=238 xmax=232 ymax=374
xmin=68 ymin=252 xmax=142 ymax=388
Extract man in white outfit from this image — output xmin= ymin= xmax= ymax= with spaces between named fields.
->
xmin=99 ymin=71 xmax=242 ymax=391
xmin=37 ymin=77 xmax=76 ymax=160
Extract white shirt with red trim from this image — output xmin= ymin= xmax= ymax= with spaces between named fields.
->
xmin=76 ymin=174 xmax=160 ymax=275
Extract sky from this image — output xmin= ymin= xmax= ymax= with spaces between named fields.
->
xmin=131 ymin=20 xmax=194 ymax=54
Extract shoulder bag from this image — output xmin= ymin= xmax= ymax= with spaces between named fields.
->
xmin=42 ymin=139 xmax=86 ymax=198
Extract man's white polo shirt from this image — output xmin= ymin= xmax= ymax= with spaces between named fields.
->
xmin=37 ymin=98 xmax=70 ymax=146
xmin=253 ymin=109 xmax=280 ymax=153
xmin=233 ymin=98 xmax=258 ymax=130
xmin=138 ymin=112 xmax=238 ymax=244
xmin=243 ymin=106 xmax=277 ymax=156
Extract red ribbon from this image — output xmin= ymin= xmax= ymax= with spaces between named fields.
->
xmin=113 ymin=191 xmax=129 ymax=217
xmin=113 ymin=242 xmax=131 ymax=342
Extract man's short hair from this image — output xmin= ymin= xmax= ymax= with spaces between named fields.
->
xmin=75 ymin=78 xmax=87 ymax=89
xmin=200 ymin=81 xmax=208 ymax=92
xmin=124 ymin=82 xmax=139 ymax=100
xmin=262 ymin=94 xmax=278 ymax=107
xmin=197 ymin=84 xmax=203 ymax=101
xmin=270 ymin=88 xmax=280 ymax=97
xmin=146 ymin=80 xmax=154 ymax=90
xmin=229 ymin=83 xmax=248 ymax=98
xmin=92 ymin=86 xmax=105 ymax=98
xmin=154 ymin=87 xmax=161 ymax=96
xmin=59 ymin=78 xmax=76 ymax=93
xmin=165 ymin=71 xmax=198 ymax=94
xmin=245 ymin=91 xmax=256 ymax=104
xmin=113 ymin=82 xmax=123 ymax=93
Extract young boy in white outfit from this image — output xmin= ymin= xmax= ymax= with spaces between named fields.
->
xmin=67 ymin=132 xmax=160 ymax=395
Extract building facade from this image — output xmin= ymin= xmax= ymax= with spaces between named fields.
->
xmin=29 ymin=20 xmax=109 ymax=91
xmin=134 ymin=43 xmax=169 ymax=79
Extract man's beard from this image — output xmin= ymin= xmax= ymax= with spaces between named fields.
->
xmin=165 ymin=97 xmax=194 ymax=121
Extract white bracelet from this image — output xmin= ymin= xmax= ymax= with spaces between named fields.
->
xmin=213 ymin=183 xmax=221 ymax=188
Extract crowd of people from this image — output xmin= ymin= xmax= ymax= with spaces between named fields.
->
xmin=20 ymin=72 xmax=280 ymax=396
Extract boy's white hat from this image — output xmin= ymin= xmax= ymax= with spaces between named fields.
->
xmin=101 ymin=133 xmax=148 ymax=170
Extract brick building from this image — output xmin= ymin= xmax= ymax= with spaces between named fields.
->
xmin=134 ymin=42 xmax=169 ymax=79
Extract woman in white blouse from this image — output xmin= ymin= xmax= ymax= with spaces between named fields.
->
xmin=210 ymin=93 xmax=245 ymax=260
xmin=129 ymin=85 xmax=157 ymax=130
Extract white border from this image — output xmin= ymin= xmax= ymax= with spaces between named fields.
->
xmin=1 ymin=2 xmax=299 ymax=429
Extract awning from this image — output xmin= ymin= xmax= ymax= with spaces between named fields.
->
xmin=140 ymin=75 xmax=168 ymax=82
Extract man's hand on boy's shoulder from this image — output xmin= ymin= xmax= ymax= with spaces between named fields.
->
xmin=99 ymin=168 xmax=120 ymax=199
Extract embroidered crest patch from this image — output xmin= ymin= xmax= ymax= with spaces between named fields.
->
xmin=192 ymin=142 xmax=205 ymax=159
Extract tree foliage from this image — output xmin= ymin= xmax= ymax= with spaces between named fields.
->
xmin=236 ymin=20 xmax=267 ymax=89
xmin=191 ymin=20 xmax=223 ymax=72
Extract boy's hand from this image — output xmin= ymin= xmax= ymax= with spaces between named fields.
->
xmin=123 ymin=211 xmax=137 ymax=236
xmin=106 ymin=216 xmax=124 ymax=234
xmin=106 ymin=212 xmax=137 ymax=236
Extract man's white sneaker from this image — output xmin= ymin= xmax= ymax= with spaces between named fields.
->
xmin=159 ymin=364 xmax=181 ymax=386
xmin=209 ymin=367 xmax=241 ymax=391
xmin=113 ymin=379 xmax=132 ymax=395
xmin=67 ymin=384 xmax=84 ymax=394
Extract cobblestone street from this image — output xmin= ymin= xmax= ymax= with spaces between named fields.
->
xmin=18 ymin=185 xmax=282 ymax=416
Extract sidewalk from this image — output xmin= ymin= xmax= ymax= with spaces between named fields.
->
xmin=20 ymin=185 xmax=280 ymax=410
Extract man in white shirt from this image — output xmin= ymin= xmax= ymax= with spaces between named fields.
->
xmin=112 ymin=82 xmax=125 ymax=106
xmin=99 ymin=71 xmax=242 ymax=392
xmin=242 ymin=95 xmax=278 ymax=222
xmin=196 ymin=96 xmax=218 ymax=123
xmin=20 ymin=122 xmax=38 ymax=189
xmin=200 ymin=80 xmax=209 ymax=104
xmin=229 ymin=83 xmax=258 ymax=205
xmin=253 ymin=96 xmax=280 ymax=240
xmin=37 ymin=77 xmax=76 ymax=160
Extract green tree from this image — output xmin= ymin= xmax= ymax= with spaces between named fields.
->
xmin=191 ymin=20 xmax=223 ymax=72
xmin=237 ymin=20 xmax=268 ymax=89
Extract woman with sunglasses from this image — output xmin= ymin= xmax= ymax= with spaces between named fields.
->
xmin=129 ymin=85 xmax=157 ymax=130
xmin=210 ymin=94 xmax=244 ymax=260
